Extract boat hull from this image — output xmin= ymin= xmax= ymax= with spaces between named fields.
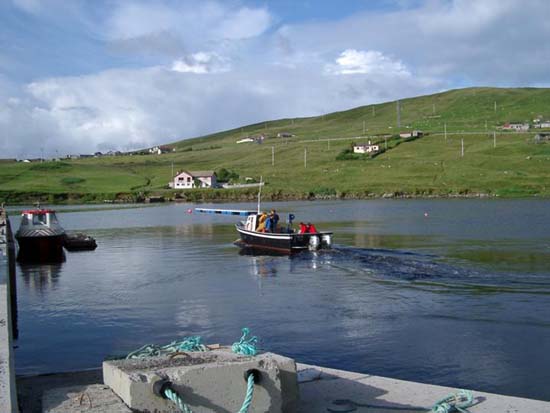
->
xmin=15 ymin=234 xmax=65 ymax=262
xmin=236 ymin=225 xmax=331 ymax=254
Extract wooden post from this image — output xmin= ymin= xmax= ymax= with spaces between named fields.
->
xmin=444 ymin=123 xmax=447 ymax=141
xmin=494 ymin=131 xmax=496 ymax=148
xmin=304 ymin=148 xmax=307 ymax=168
xmin=461 ymin=138 xmax=464 ymax=157
xmin=271 ymin=146 xmax=275 ymax=166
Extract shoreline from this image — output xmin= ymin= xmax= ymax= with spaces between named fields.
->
xmin=1 ymin=189 xmax=548 ymax=206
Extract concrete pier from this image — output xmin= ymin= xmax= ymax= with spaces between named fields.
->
xmin=16 ymin=363 xmax=550 ymax=412
xmin=0 ymin=208 xmax=18 ymax=412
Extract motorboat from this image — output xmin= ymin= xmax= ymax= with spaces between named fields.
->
xmin=15 ymin=208 xmax=66 ymax=262
xmin=64 ymin=232 xmax=97 ymax=251
xmin=195 ymin=208 xmax=333 ymax=254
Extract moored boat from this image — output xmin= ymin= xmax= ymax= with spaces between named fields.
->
xmin=64 ymin=232 xmax=97 ymax=251
xmin=15 ymin=208 xmax=66 ymax=262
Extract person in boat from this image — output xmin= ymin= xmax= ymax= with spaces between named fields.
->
xmin=298 ymin=222 xmax=307 ymax=234
xmin=264 ymin=214 xmax=273 ymax=232
xmin=270 ymin=210 xmax=280 ymax=232
xmin=306 ymin=222 xmax=318 ymax=233
xmin=256 ymin=212 xmax=268 ymax=232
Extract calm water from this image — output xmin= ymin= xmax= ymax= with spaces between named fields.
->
xmin=12 ymin=200 xmax=550 ymax=401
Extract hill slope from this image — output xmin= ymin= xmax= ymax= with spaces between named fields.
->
xmin=1 ymin=87 xmax=550 ymax=203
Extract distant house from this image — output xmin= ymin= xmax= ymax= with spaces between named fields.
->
xmin=277 ymin=132 xmax=294 ymax=138
xmin=502 ymin=123 xmax=529 ymax=131
xmin=353 ymin=142 xmax=380 ymax=154
xmin=534 ymin=121 xmax=550 ymax=129
xmin=79 ymin=154 xmax=93 ymax=158
xmin=149 ymin=145 xmax=173 ymax=155
xmin=399 ymin=130 xmax=423 ymax=138
xmin=534 ymin=133 xmax=550 ymax=143
xmin=236 ymin=138 xmax=255 ymax=144
xmin=94 ymin=152 xmax=103 ymax=157
xmin=170 ymin=170 xmax=217 ymax=189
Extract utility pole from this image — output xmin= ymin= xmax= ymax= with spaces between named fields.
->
xmin=461 ymin=139 xmax=464 ymax=157
xmin=171 ymin=161 xmax=174 ymax=178
xmin=396 ymin=100 xmax=401 ymax=128
xmin=363 ymin=120 xmax=366 ymax=135
xmin=493 ymin=131 xmax=496 ymax=148
xmin=304 ymin=148 xmax=307 ymax=168
xmin=494 ymin=101 xmax=497 ymax=113
xmin=271 ymin=146 xmax=275 ymax=166
xmin=444 ymin=123 xmax=447 ymax=141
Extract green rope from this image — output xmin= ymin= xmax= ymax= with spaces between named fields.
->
xmin=232 ymin=327 xmax=258 ymax=356
xmin=238 ymin=373 xmax=256 ymax=413
xmin=162 ymin=372 xmax=256 ymax=413
xmin=431 ymin=389 xmax=474 ymax=413
xmin=164 ymin=387 xmax=194 ymax=413
xmin=126 ymin=335 xmax=207 ymax=359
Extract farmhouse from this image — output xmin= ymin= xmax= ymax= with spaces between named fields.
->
xmin=534 ymin=121 xmax=550 ymax=129
xmin=277 ymin=132 xmax=294 ymax=138
xmin=149 ymin=145 xmax=173 ymax=155
xmin=399 ymin=130 xmax=423 ymax=138
xmin=170 ymin=170 xmax=217 ymax=189
xmin=502 ymin=123 xmax=529 ymax=131
xmin=236 ymin=138 xmax=255 ymax=144
xmin=353 ymin=142 xmax=380 ymax=154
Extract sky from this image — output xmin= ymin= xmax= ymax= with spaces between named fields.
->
xmin=1 ymin=0 xmax=550 ymax=158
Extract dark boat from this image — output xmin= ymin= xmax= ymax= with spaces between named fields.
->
xmin=195 ymin=208 xmax=333 ymax=254
xmin=64 ymin=232 xmax=97 ymax=251
xmin=15 ymin=208 xmax=66 ymax=262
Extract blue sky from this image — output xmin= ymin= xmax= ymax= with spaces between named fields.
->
xmin=1 ymin=0 xmax=549 ymax=158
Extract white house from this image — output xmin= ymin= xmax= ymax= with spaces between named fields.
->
xmin=170 ymin=170 xmax=217 ymax=189
xmin=149 ymin=145 xmax=173 ymax=155
xmin=399 ymin=130 xmax=423 ymax=138
xmin=236 ymin=138 xmax=255 ymax=144
xmin=353 ymin=142 xmax=380 ymax=154
xmin=502 ymin=123 xmax=529 ymax=131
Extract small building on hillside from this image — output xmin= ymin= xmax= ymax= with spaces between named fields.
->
xmin=277 ymin=132 xmax=294 ymax=138
xmin=149 ymin=145 xmax=173 ymax=155
xmin=502 ymin=123 xmax=529 ymax=131
xmin=534 ymin=133 xmax=550 ymax=143
xmin=534 ymin=121 xmax=550 ymax=129
xmin=170 ymin=170 xmax=217 ymax=189
xmin=353 ymin=142 xmax=380 ymax=154
xmin=399 ymin=130 xmax=423 ymax=139
xmin=236 ymin=138 xmax=255 ymax=144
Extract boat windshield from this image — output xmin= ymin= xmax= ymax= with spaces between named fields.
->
xmin=32 ymin=214 xmax=48 ymax=225
xmin=49 ymin=213 xmax=59 ymax=224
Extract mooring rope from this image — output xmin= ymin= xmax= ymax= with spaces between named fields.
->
xmin=232 ymin=327 xmax=258 ymax=356
xmin=430 ymin=389 xmax=474 ymax=413
xmin=126 ymin=335 xmax=207 ymax=359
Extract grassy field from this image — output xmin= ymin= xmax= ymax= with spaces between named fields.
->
xmin=1 ymin=87 xmax=550 ymax=203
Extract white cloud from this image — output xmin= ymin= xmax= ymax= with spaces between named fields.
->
xmin=327 ymin=49 xmax=410 ymax=76
xmin=171 ymin=52 xmax=230 ymax=74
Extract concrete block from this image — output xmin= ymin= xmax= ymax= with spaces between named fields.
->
xmin=42 ymin=384 xmax=132 ymax=413
xmin=103 ymin=347 xmax=298 ymax=413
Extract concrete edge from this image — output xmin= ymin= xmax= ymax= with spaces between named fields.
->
xmin=0 ymin=209 xmax=19 ymax=413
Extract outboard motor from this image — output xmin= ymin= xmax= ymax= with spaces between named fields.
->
xmin=321 ymin=234 xmax=332 ymax=248
xmin=308 ymin=235 xmax=320 ymax=250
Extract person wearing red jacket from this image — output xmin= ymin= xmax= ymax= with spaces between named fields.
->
xmin=306 ymin=222 xmax=318 ymax=233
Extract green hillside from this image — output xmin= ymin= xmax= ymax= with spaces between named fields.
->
xmin=2 ymin=87 xmax=550 ymax=203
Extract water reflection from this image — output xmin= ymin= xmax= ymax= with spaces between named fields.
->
xmin=18 ymin=263 xmax=63 ymax=292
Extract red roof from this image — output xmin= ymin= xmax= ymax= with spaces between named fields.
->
xmin=21 ymin=209 xmax=56 ymax=215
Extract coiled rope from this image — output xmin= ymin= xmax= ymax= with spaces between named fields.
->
xmin=126 ymin=335 xmax=207 ymax=359
xmin=431 ymin=389 xmax=474 ymax=413
xmin=232 ymin=327 xmax=258 ymax=356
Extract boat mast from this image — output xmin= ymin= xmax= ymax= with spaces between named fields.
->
xmin=257 ymin=176 xmax=263 ymax=214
